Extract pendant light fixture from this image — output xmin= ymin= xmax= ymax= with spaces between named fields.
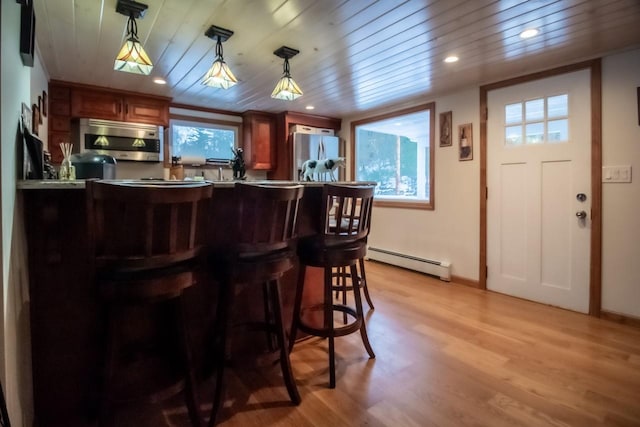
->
xmin=202 ymin=26 xmax=238 ymax=89
xmin=271 ymin=46 xmax=303 ymax=100
xmin=114 ymin=0 xmax=153 ymax=75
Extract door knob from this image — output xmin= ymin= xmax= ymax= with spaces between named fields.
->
xmin=576 ymin=210 xmax=587 ymax=219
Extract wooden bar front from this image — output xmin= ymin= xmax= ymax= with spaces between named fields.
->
xmin=20 ymin=180 xmax=335 ymax=426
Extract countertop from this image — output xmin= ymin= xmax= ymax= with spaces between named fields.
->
xmin=17 ymin=179 xmax=376 ymax=190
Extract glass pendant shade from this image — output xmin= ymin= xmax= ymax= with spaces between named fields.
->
xmin=114 ymin=15 xmax=153 ymax=75
xmin=114 ymin=38 xmax=153 ymax=75
xmin=271 ymin=76 xmax=303 ymax=100
xmin=202 ymin=34 xmax=237 ymax=89
xmin=202 ymin=59 xmax=237 ymax=89
xmin=271 ymin=56 xmax=302 ymax=100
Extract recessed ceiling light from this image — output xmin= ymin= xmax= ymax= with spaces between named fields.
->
xmin=305 ymin=105 xmax=315 ymax=110
xmin=153 ymin=77 xmax=167 ymax=85
xmin=444 ymin=56 xmax=459 ymax=63
xmin=520 ymin=28 xmax=539 ymax=39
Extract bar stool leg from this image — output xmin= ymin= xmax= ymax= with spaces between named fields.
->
xmin=350 ymin=264 xmax=375 ymax=359
xmin=268 ymin=279 xmax=301 ymax=404
xmin=359 ymin=258 xmax=374 ymax=310
xmin=325 ymin=266 xmax=336 ymax=389
xmin=262 ymin=282 xmax=277 ymax=352
xmin=288 ymin=265 xmax=306 ymax=354
xmin=176 ymin=297 xmax=203 ymax=427
xmin=98 ymin=306 xmax=119 ymax=427
xmin=208 ymin=279 xmax=232 ymax=427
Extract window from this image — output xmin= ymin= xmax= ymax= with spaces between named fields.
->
xmin=352 ymin=103 xmax=435 ymax=209
xmin=170 ymin=118 xmax=239 ymax=162
xmin=504 ymin=94 xmax=569 ymax=145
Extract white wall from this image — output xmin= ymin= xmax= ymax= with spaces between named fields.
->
xmin=342 ymin=88 xmax=481 ymax=281
xmin=343 ymin=48 xmax=640 ymax=319
xmin=1 ymin=2 xmax=35 ymax=425
xmin=601 ymin=48 xmax=640 ymax=318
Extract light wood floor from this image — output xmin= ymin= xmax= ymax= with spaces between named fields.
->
xmin=114 ymin=260 xmax=640 ymax=427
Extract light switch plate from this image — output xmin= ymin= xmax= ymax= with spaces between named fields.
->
xmin=602 ymin=165 xmax=632 ymax=183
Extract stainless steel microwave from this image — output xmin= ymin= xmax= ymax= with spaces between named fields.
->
xmin=72 ymin=118 xmax=163 ymax=162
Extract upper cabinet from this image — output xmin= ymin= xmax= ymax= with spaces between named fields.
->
xmin=71 ymin=90 xmax=121 ymax=121
xmin=48 ymin=81 xmax=171 ymax=164
xmin=242 ymin=111 xmax=276 ymax=170
xmin=71 ymin=89 xmax=169 ymax=126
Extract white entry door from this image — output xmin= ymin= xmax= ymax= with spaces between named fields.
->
xmin=487 ymin=69 xmax=591 ymax=313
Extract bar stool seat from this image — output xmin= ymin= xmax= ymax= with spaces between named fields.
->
xmin=289 ymin=184 xmax=376 ymax=389
xmin=207 ymin=183 xmax=304 ymax=426
xmin=86 ymin=180 xmax=213 ymax=427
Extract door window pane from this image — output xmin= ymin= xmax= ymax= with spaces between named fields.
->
xmin=525 ymin=98 xmax=544 ymax=121
xmin=505 ymin=103 xmax=522 ymax=124
xmin=505 ymin=126 xmax=522 ymax=145
xmin=547 ymin=94 xmax=568 ymax=118
xmin=526 ymin=122 xmax=544 ymax=144
xmin=547 ymin=119 xmax=568 ymax=142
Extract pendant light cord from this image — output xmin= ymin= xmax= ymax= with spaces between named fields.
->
xmin=216 ymin=36 xmax=224 ymax=61
xmin=283 ymin=58 xmax=291 ymax=77
xmin=127 ymin=14 xmax=139 ymax=41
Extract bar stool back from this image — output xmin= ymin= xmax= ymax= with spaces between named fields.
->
xmin=86 ymin=180 xmax=213 ymax=427
xmin=289 ymin=184 xmax=375 ymax=388
xmin=207 ymin=183 xmax=304 ymax=426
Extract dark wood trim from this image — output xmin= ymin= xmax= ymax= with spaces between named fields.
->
xmin=169 ymin=102 xmax=243 ymax=117
xmin=350 ymin=102 xmax=436 ymax=210
xmin=637 ymin=87 xmax=640 ymax=126
xmin=479 ymin=59 xmax=603 ymax=316
xmin=589 ymin=59 xmax=603 ymax=316
xmin=49 ymin=79 xmax=172 ymax=102
xmin=451 ymin=275 xmax=480 ymax=289
xmin=280 ymin=111 xmax=342 ymax=131
xmin=600 ymin=310 xmax=640 ymax=329
xmin=168 ymin=114 xmax=241 ymax=128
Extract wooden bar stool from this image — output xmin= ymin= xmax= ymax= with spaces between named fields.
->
xmin=86 ymin=180 xmax=213 ymax=427
xmin=289 ymin=184 xmax=375 ymax=388
xmin=207 ymin=183 xmax=304 ymax=426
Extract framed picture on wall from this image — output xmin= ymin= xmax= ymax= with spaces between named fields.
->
xmin=458 ymin=123 xmax=473 ymax=161
xmin=439 ymin=111 xmax=452 ymax=147
xmin=32 ymin=104 xmax=39 ymax=136
xmin=42 ymin=90 xmax=48 ymax=117
xmin=21 ymin=102 xmax=32 ymax=133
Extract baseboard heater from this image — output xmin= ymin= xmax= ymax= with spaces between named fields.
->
xmin=366 ymin=247 xmax=451 ymax=282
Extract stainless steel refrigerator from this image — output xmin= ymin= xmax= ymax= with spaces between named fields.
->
xmin=292 ymin=127 xmax=342 ymax=181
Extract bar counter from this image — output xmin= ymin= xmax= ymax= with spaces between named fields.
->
xmin=20 ymin=179 xmax=373 ymax=426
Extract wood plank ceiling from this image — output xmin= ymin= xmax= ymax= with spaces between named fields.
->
xmin=33 ymin=0 xmax=640 ymax=119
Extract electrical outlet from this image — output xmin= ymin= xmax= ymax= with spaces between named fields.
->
xmin=602 ymin=165 xmax=632 ymax=183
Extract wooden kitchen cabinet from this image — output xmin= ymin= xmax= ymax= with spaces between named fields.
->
xmin=48 ymin=84 xmax=72 ymax=163
xmin=242 ymin=111 xmax=276 ymax=170
xmin=71 ymin=89 xmax=122 ymax=121
xmin=71 ymin=89 xmax=169 ymax=126
xmin=124 ymin=95 xmax=169 ymax=126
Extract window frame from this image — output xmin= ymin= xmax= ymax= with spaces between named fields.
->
xmin=350 ymin=102 xmax=435 ymax=210
xmin=165 ymin=114 xmax=242 ymax=167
